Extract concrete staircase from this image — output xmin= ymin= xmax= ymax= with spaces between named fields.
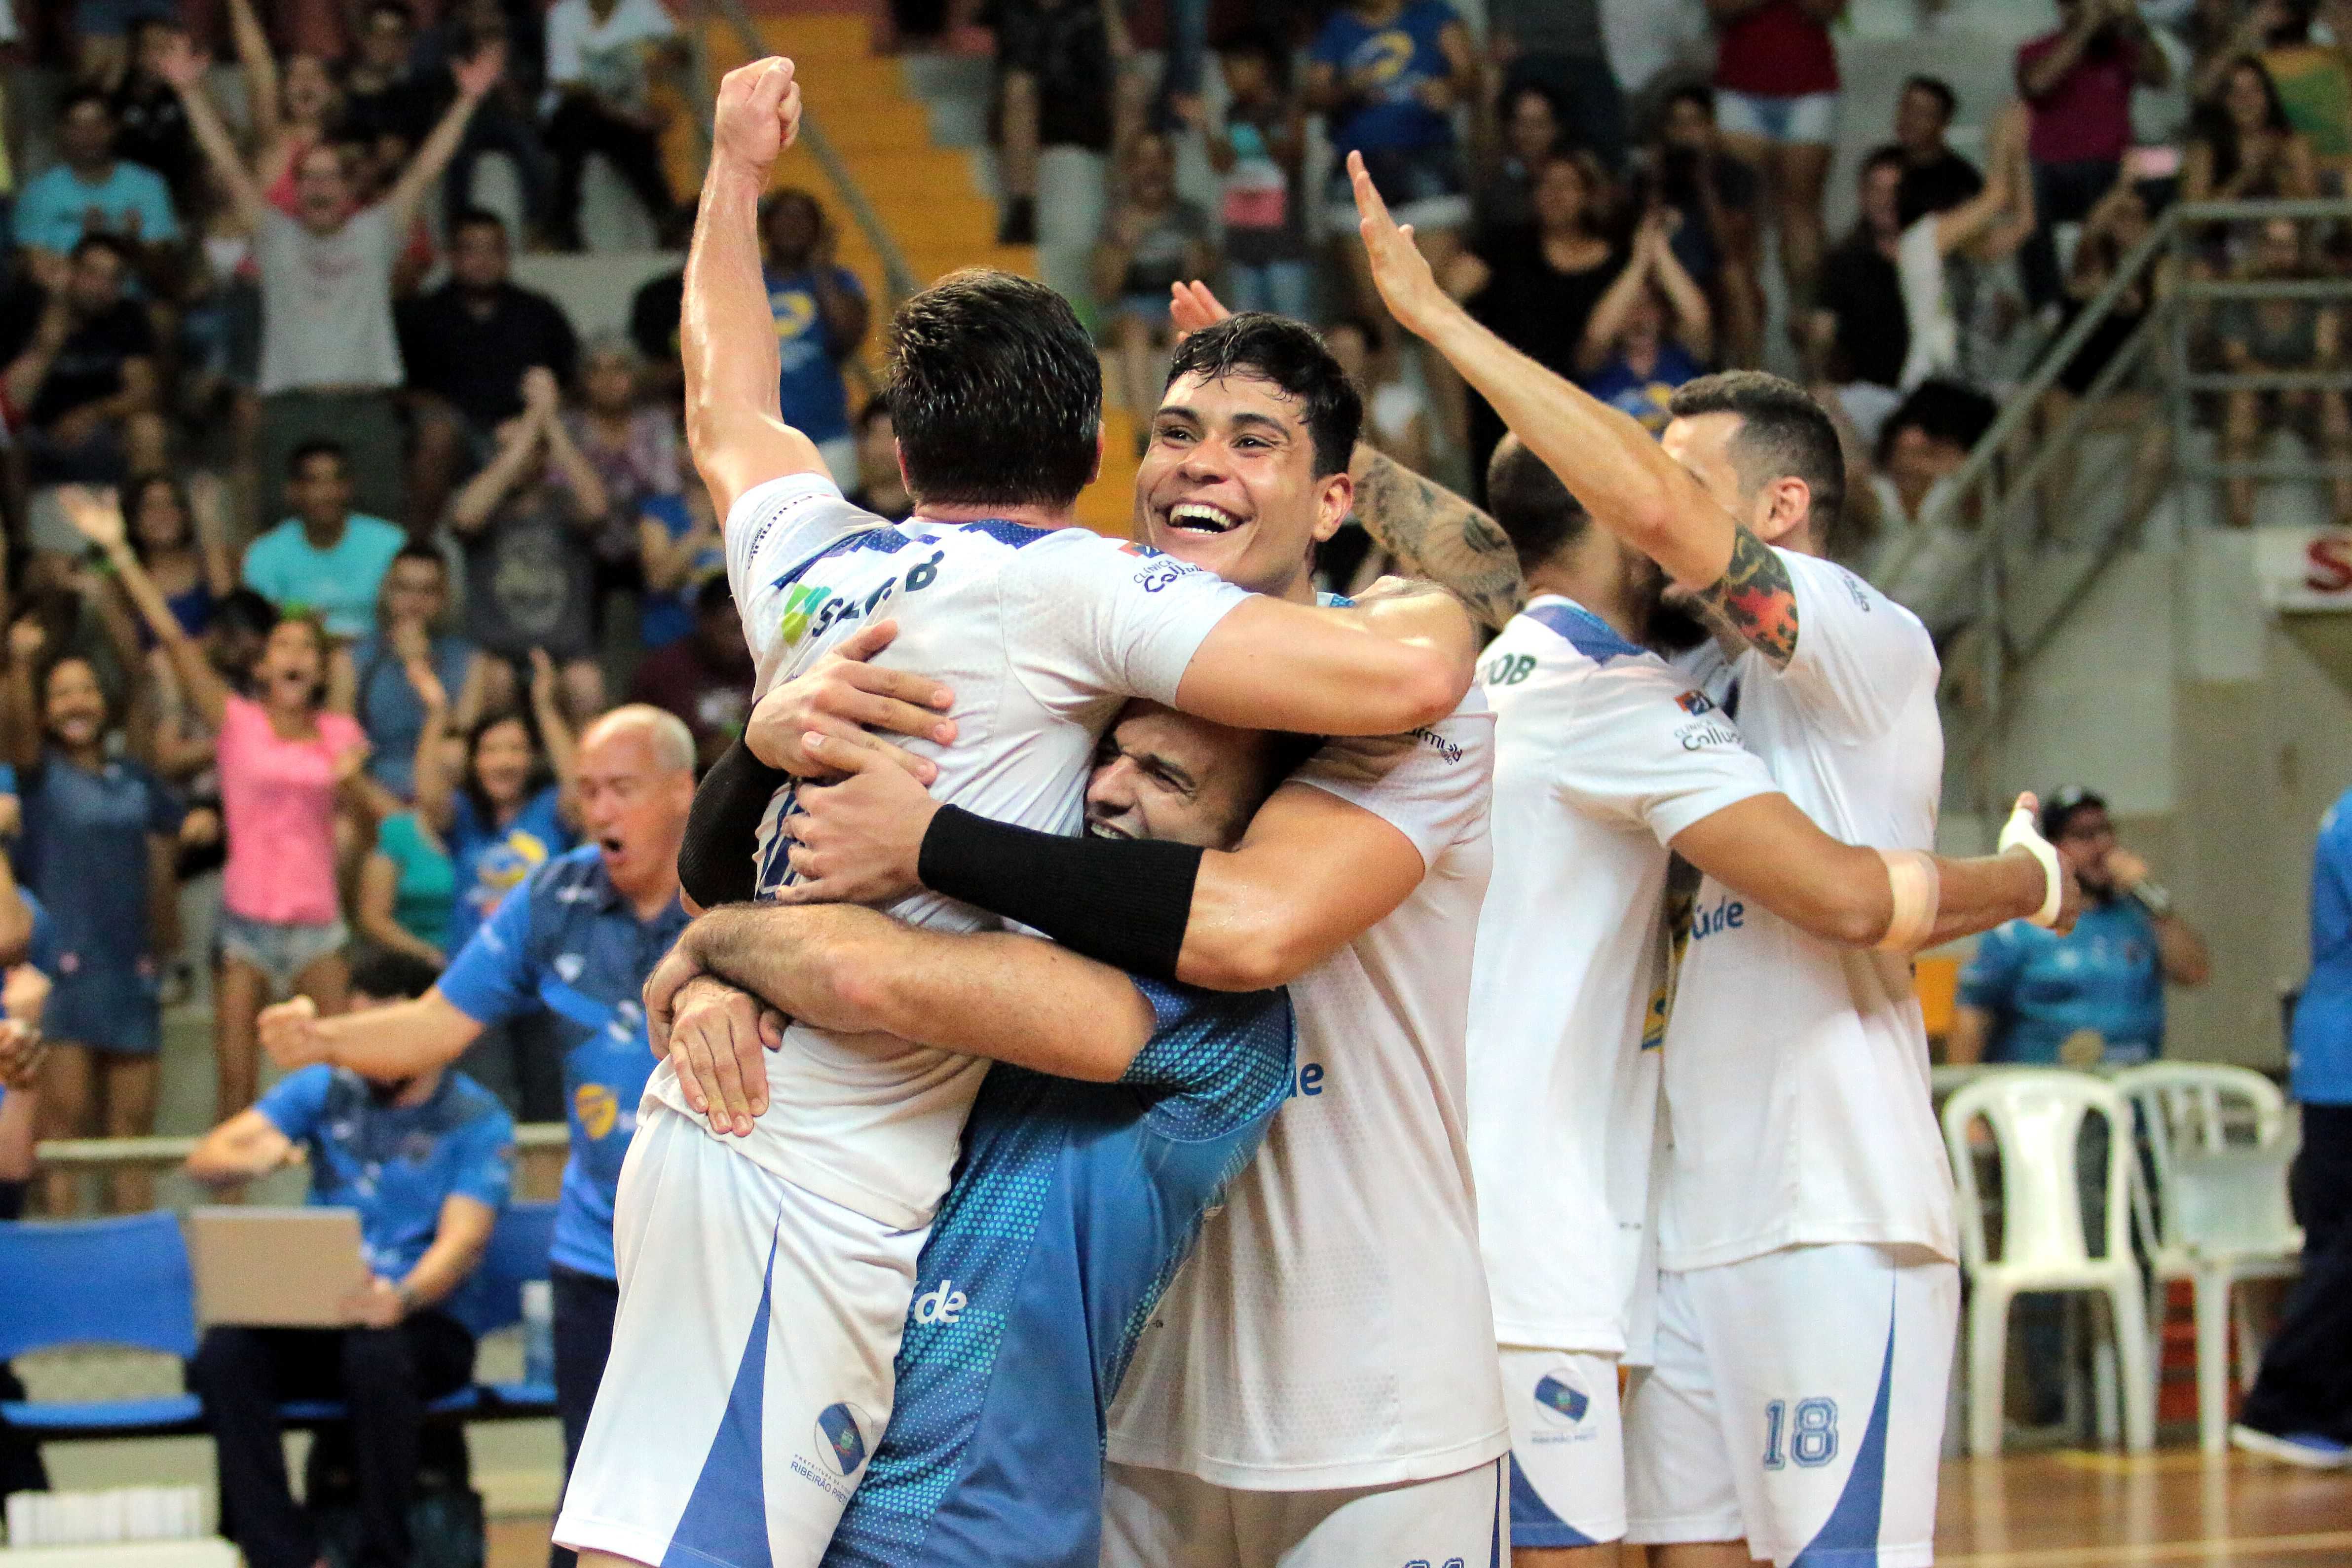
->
xmin=685 ymin=10 xmax=1142 ymax=534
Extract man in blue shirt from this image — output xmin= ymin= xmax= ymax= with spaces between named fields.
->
xmin=187 ymin=949 xmax=514 ymax=1568
xmin=1952 ymin=785 xmax=2210 ymax=1066
xmin=257 ymin=706 xmax=695 ymax=1566
xmin=650 ymin=703 xmax=1304 ymax=1568
xmin=2234 ymin=789 xmax=2352 ymax=1466
xmin=10 ymin=88 xmax=179 ymax=267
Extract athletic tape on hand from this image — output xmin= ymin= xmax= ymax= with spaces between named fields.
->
xmin=1998 ymin=802 xmax=2066 ymax=928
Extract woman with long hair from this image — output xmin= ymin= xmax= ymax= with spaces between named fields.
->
xmin=68 ymin=487 xmax=368 ymax=1120
xmin=2185 ymin=55 xmax=2317 ymax=203
xmin=413 ymin=648 xmax=577 ymax=957
xmin=121 ymin=473 xmax=237 ymax=641
xmin=0 ymin=623 xmax=182 ymax=1213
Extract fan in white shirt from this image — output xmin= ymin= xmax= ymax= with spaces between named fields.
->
xmin=1468 ymin=436 xmax=2076 ymax=1566
xmin=1350 ymin=153 xmax=2075 ymax=1568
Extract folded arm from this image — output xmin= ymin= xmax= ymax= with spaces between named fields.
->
xmin=1175 ymin=579 xmax=1477 ymax=736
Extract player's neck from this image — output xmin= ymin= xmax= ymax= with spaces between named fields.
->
xmin=914 ymin=500 xmax=1079 ymax=531
xmin=1526 ymin=555 xmax=1643 ymax=645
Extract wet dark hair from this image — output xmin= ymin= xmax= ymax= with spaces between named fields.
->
xmin=1667 ymin=371 xmax=1845 ymax=538
xmin=1485 ymin=435 xmax=1589 ymax=573
xmin=1163 ymin=313 xmax=1362 ymax=478
xmin=885 ymin=270 xmax=1102 ymax=510
xmin=350 ymin=948 xmax=442 ymax=1001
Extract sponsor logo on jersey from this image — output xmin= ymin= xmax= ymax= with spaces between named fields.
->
xmin=1690 ymin=896 xmax=1746 ymax=941
xmin=1674 ymin=717 xmax=1743 ymax=751
xmin=1534 ymin=1373 xmax=1590 ymax=1424
xmin=1675 ymin=689 xmax=1715 ymax=715
xmin=815 ymin=1402 xmax=870 ymax=1476
xmin=1413 ymin=726 xmax=1464 ymax=764
xmin=912 ymin=1278 xmax=968 ymax=1325
xmin=554 ymin=953 xmax=585 ymax=983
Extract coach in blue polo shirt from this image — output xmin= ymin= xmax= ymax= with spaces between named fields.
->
xmin=258 ymin=705 xmax=695 ymax=1568
xmin=1951 ymin=785 xmax=2211 ymax=1066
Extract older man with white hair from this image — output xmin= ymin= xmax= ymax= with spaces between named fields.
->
xmin=259 ymin=703 xmax=698 ymax=1568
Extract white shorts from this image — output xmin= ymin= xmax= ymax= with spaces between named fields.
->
xmin=1101 ymin=1457 xmax=1507 ymax=1568
xmin=1500 ymin=1348 xmax=1624 ymax=1548
xmin=1714 ymin=88 xmax=1839 ymax=147
xmin=551 ymin=1104 xmax=928 ymax=1568
xmin=1624 ymin=1243 xmax=1957 ymax=1568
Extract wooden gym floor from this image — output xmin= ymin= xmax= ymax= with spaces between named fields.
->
xmin=485 ymin=1451 xmax=2352 ymax=1567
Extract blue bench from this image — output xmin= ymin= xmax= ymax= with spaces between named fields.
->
xmin=0 ymin=1203 xmax=560 ymax=1439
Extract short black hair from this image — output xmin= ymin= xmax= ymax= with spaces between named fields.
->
xmin=2039 ymin=784 xmax=2107 ymax=842
xmin=1213 ymin=27 xmax=1290 ymax=87
xmin=389 ymin=540 xmax=447 ymax=573
xmin=213 ymin=588 xmax=281 ymax=640
xmin=1862 ymin=143 xmax=1907 ymax=182
xmin=1164 ymin=313 xmax=1363 ymax=478
xmin=1876 ymin=377 xmax=1996 ymax=468
xmin=1667 ymin=371 xmax=1845 ymax=538
xmin=350 ymin=948 xmax=441 ymax=1001
xmin=1485 ymin=435 xmax=1589 ymax=573
xmin=70 ymin=231 xmax=133 ymax=269
xmin=1903 ymin=75 xmax=1957 ymax=119
xmin=60 ymin=85 xmax=112 ymax=122
xmin=885 ymin=270 xmax=1102 ymax=510
xmin=288 ymin=437 xmax=350 ymax=478
xmin=450 ymin=206 xmax=506 ymax=239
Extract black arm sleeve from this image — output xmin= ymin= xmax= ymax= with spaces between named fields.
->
xmin=678 ymin=739 xmax=788 ymax=910
xmin=917 ymin=805 xmax=1203 ymax=981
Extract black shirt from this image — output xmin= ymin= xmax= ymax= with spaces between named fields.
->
xmin=0 ymin=287 xmax=157 ymax=427
xmin=1817 ymin=233 xmax=1909 ymax=390
xmin=1899 ymin=149 xmax=1984 ymax=228
xmin=1468 ymin=228 xmax=1625 ymax=376
xmin=397 ymin=281 xmax=581 ymax=428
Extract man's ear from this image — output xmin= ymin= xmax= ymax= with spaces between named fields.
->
xmin=1313 ymin=469 xmax=1354 ymax=545
xmin=1757 ymin=474 xmax=1812 ymax=548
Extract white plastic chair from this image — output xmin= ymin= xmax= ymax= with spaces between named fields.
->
xmin=2112 ymin=1063 xmax=2303 ymax=1454
xmin=1943 ymin=1069 xmax=2155 ymax=1456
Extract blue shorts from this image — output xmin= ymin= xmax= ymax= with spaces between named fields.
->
xmin=45 ymin=954 xmax=162 ymax=1056
xmin=218 ymin=910 xmax=348 ymax=997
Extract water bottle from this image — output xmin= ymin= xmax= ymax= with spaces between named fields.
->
xmin=522 ymin=1279 xmax=556 ymax=1389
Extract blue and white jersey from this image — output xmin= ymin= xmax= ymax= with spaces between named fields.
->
xmin=436 ymin=843 xmax=689 ymax=1279
xmin=1467 ymin=596 xmax=1772 ymax=1356
xmin=257 ymin=1064 xmax=514 ymax=1281
xmin=654 ymin=474 xmax=1253 ymax=1232
xmin=823 ymin=978 xmax=1294 ymax=1568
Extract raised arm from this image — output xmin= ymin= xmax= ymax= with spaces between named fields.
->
xmin=223 ymin=0 xmax=280 ymax=156
xmin=448 ymin=412 xmax=547 ymax=533
xmin=1344 ymin=155 xmax=1796 ymax=663
xmin=383 ymin=43 xmax=505 ymax=229
xmin=690 ymin=59 xmax=827 ymax=519
xmin=157 ymin=35 xmax=268 ymax=231
xmin=60 ymin=487 xmax=229 ymax=729
xmin=526 ymin=649 xmax=580 ymax=810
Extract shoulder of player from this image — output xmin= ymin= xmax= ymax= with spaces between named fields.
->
xmin=1779 ymin=548 xmax=1934 ymax=644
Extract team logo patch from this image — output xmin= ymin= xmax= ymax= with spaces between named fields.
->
xmin=815 ymin=1402 xmax=870 ymax=1475
xmin=1535 ymin=1373 xmax=1590 ymax=1424
xmin=574 ymin=1083 xmax=619 ymax=1141
xmin=1675 ymin=689 xmax=1716 ymax=715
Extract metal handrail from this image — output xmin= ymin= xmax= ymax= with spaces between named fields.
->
xmin=33 ymin=1123 xmax=571 ymax=1167
xmin=705 ymin=0 xmax=921 ymax=309
xmin=1876 ymin=194 xmax=2352 ymax=834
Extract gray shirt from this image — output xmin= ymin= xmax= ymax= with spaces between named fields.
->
xmin=256 ymin=205 xmax=405 ymax=394
xmin=1489 ymin=0 xmax=1605 ymax=60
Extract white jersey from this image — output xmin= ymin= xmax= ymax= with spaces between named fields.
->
xmin=1659 ymin=548 xmax=1955 ymax=1270
xmin=1468 ymin=597 xmax=1775 ymax=1354
xmin=643 ymin=474 xmax=1250 ymax=1230
xmin=1105 ymin=697 xmax=1506 ymax=1491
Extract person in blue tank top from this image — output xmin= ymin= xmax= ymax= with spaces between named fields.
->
xmin=655 ymin=702 xmax=1307 ymax=1568
xmin=253 ymin=707 xmax=696 ymax=1568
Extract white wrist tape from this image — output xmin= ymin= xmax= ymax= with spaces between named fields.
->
xmin=1875 ymin=849 xmax=1941 ymax=953
xmin=1998 ymin=801 xmax=2066 ymax=927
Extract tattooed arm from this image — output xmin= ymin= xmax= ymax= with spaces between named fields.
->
xmin=1344 ymin=153 xmax=1803 ymax=667
xmin=1345 ymin=447 xmax=1525 ymax=629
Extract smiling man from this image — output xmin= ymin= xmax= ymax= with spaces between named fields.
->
xmin=253 ymin=705 xmax=697 ymax=1568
